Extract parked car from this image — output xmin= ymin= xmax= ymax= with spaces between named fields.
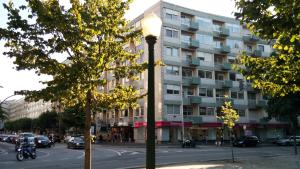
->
xmin=34 ymin=135 xmax=52 ymax=148
xmin=233 ymin=136 xmax=259 ymax=147
xmin=276 ymin=136 xmax=300 ymax=146
xmin=67 ymin=136 xmax=85 ymax=149
xmin=182 ymin=139 xmax=196 ymax=148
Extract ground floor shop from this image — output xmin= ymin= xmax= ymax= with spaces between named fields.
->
xmin=133 ymin=121 xmax=289 ymax=143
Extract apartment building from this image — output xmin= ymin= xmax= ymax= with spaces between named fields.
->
xmin=98 ymin=1 xmax=288 ymax=143
xmin=7 ymin=98 xmax=53 ymax=121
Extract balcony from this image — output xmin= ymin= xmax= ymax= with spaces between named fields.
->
xmin=213 ymin=27 xmax=230 ymax=37
xmin=181 ymin=21 xmax=199 ymax=32
xmin=214 ymin=45 xmax=231 ymax=54
xmin=243 ymin=35 xmax=259 ymax=43
xmin=257 ymin=100 xmax=267 ymax=108
xmin=181 ymin=40 xmax=199 ymax=49
xmin=221 ymin=62 xmax=231 ymax=70
xmin=182 ymin=97 xmax=190 ymax=105
xmin=223 ymin=80 xmax=233 ymax=88
xmin=182 ymin=77 xmax=201 ymax=86
xmin=184 ymin=116 xmax=202 ymax=124
xmin=189 ymin=57 xmax=200 ymax=66
xmin=247 ymin=99 xmax=256 ymax=109
xmin=189 ymin=96 xmax=202 ymax=104
xmin=252 ymin=49 xmax=262 ymax=57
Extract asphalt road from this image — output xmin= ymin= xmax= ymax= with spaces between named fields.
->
xmin=0 ymin=142 xmax=297 ymax=169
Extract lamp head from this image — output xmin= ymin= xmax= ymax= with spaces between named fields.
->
xmin=141 ymin=13 xmax=162 ymax=37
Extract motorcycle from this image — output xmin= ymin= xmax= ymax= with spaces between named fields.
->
xmin=16 ymin=144 xmax=37 ymax=161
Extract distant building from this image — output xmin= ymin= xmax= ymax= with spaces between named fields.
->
xmin=6 ymin=98 xmax=53 ymax=121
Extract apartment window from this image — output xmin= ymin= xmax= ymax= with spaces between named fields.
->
xmin=166 ymin=84 xmax=180 ymax=95
xmin=247 ymin=92 xmax=256 ymax=100
xmin=135 ymin=108 xmax=139 ymax=116
xmin=198 ymin=70 xmax=212 ymax=79
xmin=199 ymin=107 xmax=214 ymax=116
xmin=164 ymin=46 xmax=179 ymax=57
xmin=197 ymin=17 xmax=212 ymax=30
xmin=165 ymin=28 xmax=179 ymax=38
xmin=140 ymin=106 xmax=144 ymax=116
xmin=231 ymin=91 xmax=238 ymax=99
xmin=231 ymin=91 xmax=244 ymax=99
xmin=229 ymin=73 xmax=236 ymax=81
xmin=227 ymin=39 xmax=242 ymax=49
xmin=166 ymin=104 xmax=180 ymax=114
xmin=199 ymin=88 xmax=213 ymax=97
xmin=182 ymin=68 xmax=193 ymax=77
xmin=197 ymin=52 xmax=213 ymax=62
xmin=226 ymin=23 xmax=241 ymax=34
xmin=258 ymin=44 xmax=265 ymax=52
xmin=165 ymin=9 xmax=179 ymax=20
xmin=216 ymin=89 xmax=226 ymax=98
xmin=166 ymin=65 xmax=179 ymax=75
xmin=183 ymin=106 xmax=193 ymax=116
xmin=238 ymin=92 xmax=244 ymax=99
xmin=197 ymin=34 xmax=213 ymax=45
xmin=183 ymin=87 xmax=194 ymax=96
xmin=238 ymin=109 xmax=246 ymax=117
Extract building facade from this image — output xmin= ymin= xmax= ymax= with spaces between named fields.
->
xmin=98 ymin=1 xmax=288 ymax=143
xmin=7 ymin=98 xmax=53 ymax=121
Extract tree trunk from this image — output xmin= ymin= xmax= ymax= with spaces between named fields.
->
xmin=84 ymin=90 xmax=92 ymax=169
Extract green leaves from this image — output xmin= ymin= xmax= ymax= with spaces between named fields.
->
xmin=217 ymin=100 xmax=239 ymax=129
xmin=234 ymin=0 xmax=300 ymax=97
xmin=0 ymin=0 xmax=145 ymax=112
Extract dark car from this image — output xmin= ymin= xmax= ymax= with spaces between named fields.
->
xmin=67 ymin=136 xmax=85 ymax=149
xmin=182 ymin=139 xmax=196 ymax=148
xmin=233 ymin=136 xmax=259 ymax=147
xmin=35 ymin=135 xmax=52 ymax=148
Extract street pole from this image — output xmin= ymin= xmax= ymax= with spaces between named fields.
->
xmin=145 ymin=35 xmax=156 ymax=169
xmin=181 ymin=83 xmax=185 ymax=143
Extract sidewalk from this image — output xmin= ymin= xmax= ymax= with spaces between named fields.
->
xmin=156 ymin=155 xmax=300 ymax=169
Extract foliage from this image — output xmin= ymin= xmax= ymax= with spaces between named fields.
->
xmin=0 ymin=0 xmax=145 ymax=110
xmin=266 ymin=93 xmax=300 ymax=125
xmin=36 ymin=111 xmax=58 ymax=132
xmin=234 ymin=0 xmax=300 ymax=96
xmin=61 ymin=104 xmax=85 ymax=130
xmin=217 ymin=100 xmax=239 ymax=129
xmin=4 ymin=118 xmax=33 ymax=131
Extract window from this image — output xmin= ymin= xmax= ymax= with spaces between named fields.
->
xmin=227 ymin=39 xmax=242 ymax=49
xmin=197 ymin=34 xmax=213 ymax=45
xmin=181 ymin=35 xmax=192 ymax=43
xmin=238 ymin=109 xmax=246 ymax=117
xmin=197 ymin=52 xmax=213 ymax=62
xmin=226 ymin=23 xmax=241 ymax=34
xmin=166 ymin=65 xmax=179 ymax=75
xmin=197 ymin=17 xmax=212 ymax=30
xmin=182 ymin=68 xmax=193 ymax=77
xmin=166 ymin=84 xmax=180 ymax=95
xmin=164 ymin=46 xmax=179 ymax=57
xmin=247 ymin=92 xmax=256 ymax=100
xmin=183 ymin=87 xmax=194 ymax=96
xmin=166 ymin=104 xmax=180 ymax=114
xmin=231 ymin=91 xmax=244 ymax=99
xmin=231 ymin=91 xmax=237 ymax=99
xmin=258 ymin=45 xmax=265 ymax=52
xmin=165 ymin=28 xmax=179 ymax=38
xmin=140 ymin=106 xmax=144 ymax=116
xmin=199 ymin=107 xmax=214 ymax=116
xmin=229 ymin=73 xmax=236 ymax=81
xmin=183 ymin=106 xmax=193 ymax=116
xmin=199 ymin=88 xmax=213 ymax=97
xmin=216 ymin=89 xmax=226 ymax=98
xmin=238 ymin=92 xmax=244 ymax=99
xmin=165 ymin=9 xmax=179 ymax=20
xmin=246 ymin=45 xmax=253 ymax=52
xmin=135 ymin=108 xmax=139 ymax=116
xmin=198 ymin=70 xmax=212 ymax=79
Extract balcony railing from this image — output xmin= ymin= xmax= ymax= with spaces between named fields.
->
xmin=213 ymin=26 xmax=230 ymax=37
xmin=189 ymin=57 xmax=200 ymax=66
xmin=181 ymin=39 xmax=199 ymax=49
xmin=243 ymin=35 xmax=259 ymax=43
xmin=184 ymin=116 xmax=202 ymax=124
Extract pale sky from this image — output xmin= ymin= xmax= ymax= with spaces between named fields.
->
xmin=0 ymin=0 xmax=236 ymax=101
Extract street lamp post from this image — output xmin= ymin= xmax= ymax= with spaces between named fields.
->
xmin=141 ymin=13 xmax=162 ymax=169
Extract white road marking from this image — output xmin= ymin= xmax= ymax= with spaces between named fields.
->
xmin=77 ymin=151 xmax=85 ymax=159
xmin=102 ymin=149 xmax=122 ymax=156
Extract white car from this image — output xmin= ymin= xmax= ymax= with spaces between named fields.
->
xmin=277 ymin=136 xmax=300 ymax=146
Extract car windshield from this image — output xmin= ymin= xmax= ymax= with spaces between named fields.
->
xmin=38 ymin=136 xmax=49 ymax=141
xmin=74 ymin=137 xmax=84 ymax=142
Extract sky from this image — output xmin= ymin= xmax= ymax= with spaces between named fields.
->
xmin=0 ymin=0 xmax=237 ymax=101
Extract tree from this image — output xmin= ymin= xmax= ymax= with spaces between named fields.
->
xmin=234 ymin=0 xmax=300 ymax=96
xmin=0 ymin=106 xmax=8 ymax=121
xmin=266 ymin=93 xmax=300 ymax=154
xmin=37 ymin=111 xmax=58 ymax=134
xmin=217 ymin=99 xmax=239 ymax=162
xmin=0 ymin=1 xmax=145 ymax=168
xmin=61 ymin=104 xmax=85 ymax=133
